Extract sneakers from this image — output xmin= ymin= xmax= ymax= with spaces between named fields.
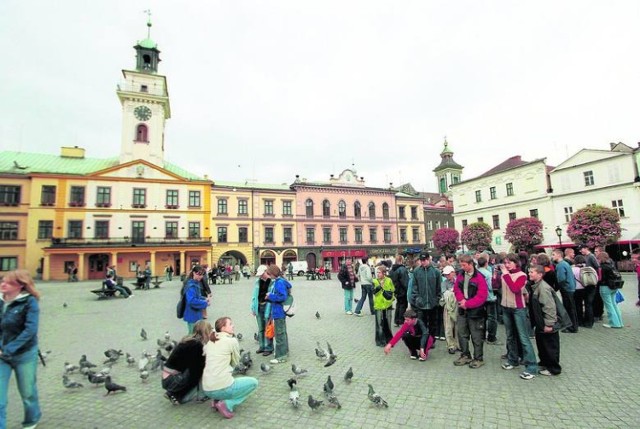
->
xmin=269 ymin=358 xmax=287 ymax=364
xmin=453 ymin=355 xmax=473 ymax=366
xmin=501 ymin=363 xmax=515 ymax=370
xmin=447 ymin=347 xmax=456 ymax=355
xmin=354 ymin=312 xmax=363 ymax=317
xmin=214 ymin=400 xmax=234 ymax=419
xmin=255 ymin=348 xmax=265 ymax=354
xmin=409 ymin=355 xmax=417 ymax=360
xmin=539 ymin=369 xmax=553 ymax=376
xmin=262 ymin=350 xmax=273 ymax=357
xmin=519 ymin=372 xmax=535 ymax=380
xmin=346 ymin=311 xmax=353 ymax=315
xmin=468 ymin=359 xmax=484 ymax=369
xmin=602 ymin=324 xmax=612 ymax=328
xmin=418 ymin=356 xmax=427 ymax=362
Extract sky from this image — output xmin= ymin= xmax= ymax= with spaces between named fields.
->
xmin=1 ymin=1 xmax=639 ymax=192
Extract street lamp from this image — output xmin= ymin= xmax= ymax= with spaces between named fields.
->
xmin=555 ymin=226 xmax=562 ymax=246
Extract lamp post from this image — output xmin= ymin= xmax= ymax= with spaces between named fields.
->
xmin=555 ymin=226 xmax=562 ymax=247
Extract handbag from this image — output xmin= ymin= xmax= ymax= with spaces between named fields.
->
xmin=615 ymin=289 xmax=625 ymax=304
xmin=265 ymin=318 xmax=275 ymax=339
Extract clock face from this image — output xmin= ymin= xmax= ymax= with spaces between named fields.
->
xmin=134 ymin=105 xmax=152 ymax=121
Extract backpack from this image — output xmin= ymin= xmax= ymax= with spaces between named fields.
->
xmin=579 ymin=267 xmax=598 ymax=287
xmin=176 ymin=284 xmax=187 ymax=319
xmin=607 ymin=266 xmax=625 ymax=289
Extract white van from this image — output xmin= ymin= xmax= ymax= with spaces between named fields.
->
xmin=287 ymin=261 xmax=308 ymax=276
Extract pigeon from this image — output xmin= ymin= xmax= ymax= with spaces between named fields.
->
xmin=164 ymin=341 xmax=177 ymax=353
xmin=39 ymin=349 xmax=52 ymax=360
xmin=98 ymin=366 xmax=111 ymax=376
xmin=367 ymin=384 xmax=388 ymax=408
xmin=79 ymin=354 xmax=97 ymax=369
xmin=138 ymin=353 xmax=150 ymax=371
xmin=326 ymin=393 xmax=342 ymax=409
xmin=87 ymin=371 xmax=106 ymax=386
xmin=103 ymin=354 xmax=119 ymax=365
xmin=63 ymin=302 xmax=68 ymax=308
xmin=149 ymin=354 xmax=163 ymax=372
xmin=289 ymin=388 xmax=300 ymax=408
xmin=323 ymin=375 xmax=334 ymax=395
xmin=126 ymin=353 xmax=136 ymax=366
xmin=80 ymin=366 xmax=93 ymax=375
xmin=139 ymin=369 xmax=150 ymax=382
xmin=315 ymin=311 xmax=321 ymax=319
xmin=240 ymin=351 xmax=253 ymax=368
xmin=155 ymin=349 xmax=167 ymax=362
xmin=164 ymin=331 xmax=171 ymax=341
xmin=233 ymin=363 xmax=249 ymax=375
xmin=287 ymin=378 xmax=297 ymax=390
xmin=157 ymin=338 xmax=167 ymax=348
xmin=324 ymin=342 xmax=337 ymax=367
xmin=62 ymin=374 xmax=83 ymax=389
xmin=291 ymin=364 xmax=308 ymax=377
xmin=103 ymin=349 xmax=123 ymax=359
xmin=315 ymin=342 xmax=328 ymax=359
xmin=344 ymin=367 xmax=354 ymax=383
xmin=140 ymin=328 xmax=148 ymax=341
xmin=253 ymin=332 xmax=259 ymax=342
xmin=104 ymin=376 xmax=127 ymax=395
xmin=236 ymin=333 xmax=243 ymax=341
xmin=260 ymin=363 xmax=271 ymax=374
xmin=308 ymin=395 xmax=324 ymax=410
xmin=64 ymin=362 xmax=79 ymax=374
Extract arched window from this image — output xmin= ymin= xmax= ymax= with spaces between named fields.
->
xmin=322 ymin=199 xmax=331 ymax=218
xmin=135 ymin=124 xmax=148 ymax=142
xmin=354 ymin=201 xmax=361 ymax=219
xmin=382 ymin=202 xmax=390 ymax=220
xmin=305 ymin=199 xmax=314 ymax=218
xmin=338 ymin=200 xmax=347 ymax=219
xmin=368 ymin=202 xmax=376 ymax=219
xmin=439 ymin=177 xmax=447 ymax=194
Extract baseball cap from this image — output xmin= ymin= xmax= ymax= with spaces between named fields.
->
xmin=419 ymin=252 xmax=430 ymax=260
xmin=256 ymin=265 xmax=268 ymax=276
xmin=442 ymin=266 xmax=455 ymax=275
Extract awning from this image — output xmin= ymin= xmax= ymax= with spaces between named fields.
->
xmin=533 ymin=241 xmax=576 ymax=250
xmin=617 ymin=230 xmax=640 ymax=245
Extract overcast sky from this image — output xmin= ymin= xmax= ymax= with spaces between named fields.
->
xmin=1 ymin=1 xmax=638 ymax=192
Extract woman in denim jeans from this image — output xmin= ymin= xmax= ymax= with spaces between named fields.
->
xmin=0 ymin=270 xmax=42 ymax=429
xmin=264 ymin=265 xmax=292 ymax=364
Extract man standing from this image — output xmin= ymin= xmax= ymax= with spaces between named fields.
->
xmin=563 ymin=248 xmax=575 ymax=265
xmin=528 ymin=264 xmax=561 ymax=376
xmin=552 ymin=249 xmax=578 ymax=333
xmin=410 ymin=253 xmax=442 ymax=349
xmin=390 ymin=254 xmax=410 ymax=326
xmin=354 ymin=257 xmax=374 ymax=316
xmin=441 ymin=266 xmax=460 ymax=354
xmin=452 ymin=255 xmax=488 ymax=369
xmin=581 ymin=246 xmax=602 ymax=319
xmin=477 ymin=256 xmax=498 ymax=344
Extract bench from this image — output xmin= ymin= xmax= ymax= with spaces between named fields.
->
xmin=90 ymin=281 xmax=118 ymax=299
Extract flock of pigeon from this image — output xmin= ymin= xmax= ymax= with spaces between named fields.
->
xmin=60 ymin=328 xmax=177 ymax=396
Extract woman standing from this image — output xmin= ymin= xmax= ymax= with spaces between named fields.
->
xmin=338 ymin=261 xmax=356 ymax=314
xmin=250 ymin=266 xmax=273 ymax=357
xmin=264 ymin=265 xmax=292 ymax=364
xmin=183 ymin=266 xmax=211 ymax=334
xmin=162 ymin=320 xmax=212 ymax=404
xmin=373 ymin=266 xmax=395 ymax=347
xmin=0 ymin=270 xmax=41 ymax=429
xmin=572 ymin=255 xmax=596 ymax=328
xmin=203 ymin=317 xmax=259 ymax=419
xmin=597 ymin=252 xmax=623 ymax=328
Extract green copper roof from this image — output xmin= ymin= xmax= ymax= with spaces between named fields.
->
xmin=214 ymin=180 xmax=292 ymax=191
xmin=137 ymin=38 xmax=157 ymax=49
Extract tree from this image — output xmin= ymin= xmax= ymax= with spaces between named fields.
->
xmin=504 ymin=217 xmax=544 ymax=252
xmin=461 ymin=222 xmax=493 ymax=252
xmin=432 ymin=228 xmax=460 ymax=255
xmin=566 ymin=205 xmax=621 ymax=249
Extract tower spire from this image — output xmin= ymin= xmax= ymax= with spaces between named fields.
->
xmin=144 ymin=9 xmax=152 ymax=39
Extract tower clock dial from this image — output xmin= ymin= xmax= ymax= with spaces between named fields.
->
xmin=134 ymin=105 xmax=152 ymax=121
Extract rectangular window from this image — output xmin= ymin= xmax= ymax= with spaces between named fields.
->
xmin=434 ymin=221 xmax=440 ymax=229
xmin=383 ymin=228 xmax=392 ymax=243
xmin=188 ymin=222 xmax=200 ymax=238
xmin=564 ymin=207 xmax=573 ymax=222
xmin=400 ymin=228 xmax=407 ymax=242
xmin=492 ymin=215 xmax=500 ymax=230
xmin=0 ymin=257 xmax=18 ymax=271
xmin=338 ymin=202 xmax=347 ymax=219
xmin=322 ymin=201 xmax=331 ymax=218
xmin=68 ymin=220 xmax=83 ymax=239
xmin=38 ymin=220 xmax=53 ymax=239
xmin=188 ymin=190 xmax=201 ymax=208
xmin=166 ymin=190 xmax=179 ymax=209
xmin=217 ymin=227 xmax=228 ymax=243
xmin=475 ymin=190 xmax=482 ymax=203
xmin=369 ymin=227 xmax=377 ymax=243
xmin=584 ymin=171 xmax=594 ymax=186
xmin=427 ymin=220 xmax=433 ymax=230
xmin=0 ymin=185 xmax=20 ymax=206
xmin=283 ymin=201 xmax=292 ymax=216
xmin=354 ymin=203 xmax=362 ymax=219
xmin=40 ymin=185 xmax=56 ymax=205
xmin=323 ymin=227 xmax=332 ymax=244
xmin=264 ymin=200 xmax=274 ymax=215
xmin=399 ymin=206 xmax=406 ymax=220
xmin=411 ymin=206 xmax=418 ymax=220
xmin=306 ymin=227 xmax=315 ymax=244
xmin=339 ymin=227 xmax=347 ymax=243
xmin=69 ymin=186 xmax=85 ymax=207
xmin=462 ymin=219 xmax=468 ymax=228
xmin=96 ymin=187 xmax=111 ymax=207
xmin=355 ymin=227 xmax=363 ymax=243
xmin=611 ymin=199 xmax=625 ymax=217
xmin=412 ymin=227 xmax=419 ymax=243
xmin=428 ymin=240 xmax=435 ymax=249
xmin=238 ymin=227 xmax=248 ymax=243
xmin=382 ymin=204 xmax=390 ymax=220
xmin=490 ymin=187 xmax=497 ymax=200
xmin=238 ymin=200 xmax=248 ymax=215
xmin=477 ymin=217 xmax=484 ymax=223
xmin=508 ymin=212 xmax=516 ymax=222
xmin=506 ymin=183 xmax=514 ymax=196
xmin=283 ymin=227 xmax=292 ymax=243
xmin=95 ymin=220 xmax=109 ymax=239
xmin=165 ymin=221 xmax=178 ymax=239
xmin=444 ymin=221 xmax=449 ymax=228
xmin=132 ymin=188 xmax=146 ymax=207
xmin=217 ymin=199 xmax=228 ymax=215
xmin=264 ymin=227 xmax=274 ymax=243
xmin=529 ymin=209 xmax=538 ymax=219
xmin=131 ymin=221 xmax=145 ymax=243
xmin=0 ymin=222 xmax=19 ymax=240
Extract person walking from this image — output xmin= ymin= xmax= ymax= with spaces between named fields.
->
xmin=0 ymin=270 xmax=42 ymax=429
xmin=354 ymin=257 xmax=374 ymax=316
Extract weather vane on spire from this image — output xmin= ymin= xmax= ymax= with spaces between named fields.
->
xmin=144 ymin=9 xmax=152 ymax=38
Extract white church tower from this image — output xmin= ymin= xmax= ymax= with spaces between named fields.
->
xmin=117 ymin=13 xmax=171 ymax=167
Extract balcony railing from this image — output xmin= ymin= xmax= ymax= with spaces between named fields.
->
xmin=50 ymin=236 xmax=211 ymax=248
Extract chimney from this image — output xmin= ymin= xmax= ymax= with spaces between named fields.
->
xmin=610 ymin=142 xmax=616 ymax=150
xmin=60 ymin=146 xmax=85 ymax=158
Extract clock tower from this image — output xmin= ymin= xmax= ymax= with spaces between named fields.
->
xmin=117 ymin=14 xmax=171 ymax=167
xmin=433 ymin=139 xmax=464 ymax=196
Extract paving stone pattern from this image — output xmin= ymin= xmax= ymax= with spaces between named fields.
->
xmin=5 ymin=274 xmax=640 ymax=428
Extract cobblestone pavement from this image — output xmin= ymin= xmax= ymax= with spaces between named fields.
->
xmin=5 ymin=274 xmax=640 ymax=428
